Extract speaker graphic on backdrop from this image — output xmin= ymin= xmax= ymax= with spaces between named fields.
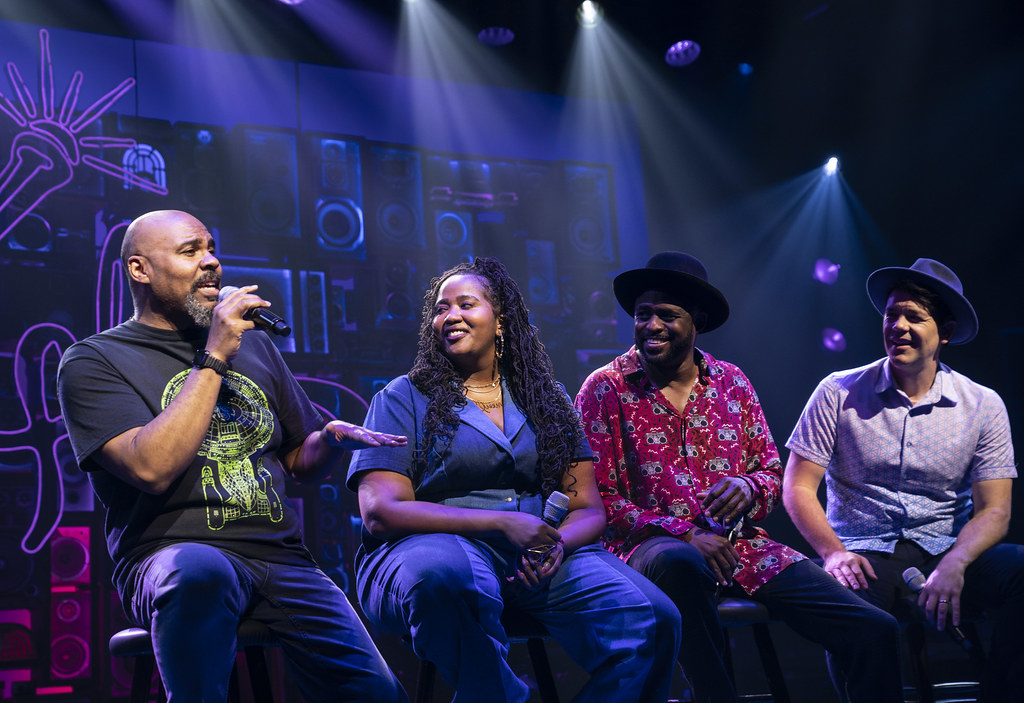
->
xmin=232 ymin=126 xmax=300 ymax=243
xmin=374 ymin=256 xmax=427 ymax=329
xmin=49 ymin=526 xmax=92 ymax=681
xmin=561 ymin=163 xmax=617 ymax=265
xmin=434 ymin=210 xmax=474 ymax=271
xmin=364 ymin=144 xmax=426 ymax=254
xmin=219 ymin=266 xmax=296 ymax=354
xmin=299 ymin=270 xmax=330 ymax=356
xmin=173 ymin=122 xmax=228 ymax=225
xmin=303 ymin=134 xmax=366 ymax=260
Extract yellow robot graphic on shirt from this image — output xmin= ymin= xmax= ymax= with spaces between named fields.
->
xmin=162 ymin=370 xmax=283 ymax=530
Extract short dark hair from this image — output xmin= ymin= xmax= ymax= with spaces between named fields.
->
xmin=887 ymin=279 xmax=955 ymax=330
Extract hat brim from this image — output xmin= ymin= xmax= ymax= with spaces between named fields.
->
xmin=866 ymin=267 xmax=978 ymax=344
xmin=614 ymin=268 xmax=730 ymax=333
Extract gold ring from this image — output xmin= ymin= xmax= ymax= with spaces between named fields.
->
xmin=938 ymin=599 xmax=948 ymax=603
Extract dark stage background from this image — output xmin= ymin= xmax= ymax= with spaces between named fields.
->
xmin=0 ymin=1 xmax=1021 ymax=701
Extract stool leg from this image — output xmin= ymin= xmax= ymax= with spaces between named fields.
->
xmin=130 ymin=654 xmax=156 ymax=703
xmin=905 ymin=622 xmax=934 ymax=703
xmin=415 ymin=659 xmax=436 ymax=703
xmin=228 ymin=654 xmax=242 ymax=703
xmin=525 ymin=637 xmax=560 ymax=703
xmin=245 ymin=646 xmax=275 ymax=703
xmin=722 ymin=629 xmax=736 ymax=685
xmin=751 ymin=622 xmax=791 ymax=703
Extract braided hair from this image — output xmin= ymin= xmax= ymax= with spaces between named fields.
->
xmin=408 ymin=257 xmax=583 ymax=497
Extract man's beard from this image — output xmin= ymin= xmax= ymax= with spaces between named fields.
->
xmin=637 ymin=328 xmax=695 ymax=370
xmin=185 ymin=290 xmax=214 ymax=328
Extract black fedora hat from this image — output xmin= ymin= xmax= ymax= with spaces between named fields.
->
xmin=866 ymin=258 xmax=978 ymax=345
xmin=613 ymin=251 xmax=730 ymax=333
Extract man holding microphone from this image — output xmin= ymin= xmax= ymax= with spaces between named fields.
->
xmin=57 ymin=210 xmax=408 ymax=702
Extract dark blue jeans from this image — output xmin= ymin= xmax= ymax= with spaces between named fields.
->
xmin=357 ymin=536 xmax=682 ymax=703
xmin=122 ymin=542 xmax=407 ymax=703
xmin=628 ymin=536 xmax=902 ymax=703
xmin=853 ymin=540 xmax=1024 ymax=703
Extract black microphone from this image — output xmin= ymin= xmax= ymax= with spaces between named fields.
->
xmin=542 ymin=490 xmax=570 ymax=527
xmin=902 ymin=567 xmax=975 ymax=651
xmin=219 ymin=286 xmax=291 ymax=336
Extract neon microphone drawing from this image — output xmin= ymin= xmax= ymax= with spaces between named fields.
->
xmin=0 ymin=28 xmax=168 ymax=242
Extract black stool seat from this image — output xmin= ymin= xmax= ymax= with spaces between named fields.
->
xmin=109 ymin=620 xmax=279 ymax=703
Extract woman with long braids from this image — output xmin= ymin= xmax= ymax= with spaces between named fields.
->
xmin=347 ymin=257 xmax=680 ymax=702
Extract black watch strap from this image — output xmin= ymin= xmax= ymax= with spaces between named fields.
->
xmin=192 ymin=349 xmax=229 ymax=376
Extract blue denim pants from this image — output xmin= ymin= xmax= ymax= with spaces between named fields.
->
xmin=356 ymin=536 xmax=681 ymax=703
xmin=628 ymin=536 xmax=903 ymax=703
xmin=123 ymin=542 xmax=407 ymax=703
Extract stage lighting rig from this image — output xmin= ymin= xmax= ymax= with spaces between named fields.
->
xmin=577 ymin=1 xmax=604 ymax=28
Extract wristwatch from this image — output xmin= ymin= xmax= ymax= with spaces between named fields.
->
xmin=192 ymin=349 xmax=229 ymax=376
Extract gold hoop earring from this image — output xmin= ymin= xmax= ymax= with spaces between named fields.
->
xmin=495 ymin=332 xmax=505 ymax=361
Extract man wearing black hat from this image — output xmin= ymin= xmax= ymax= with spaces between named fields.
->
xmin=784 ymin=258 xmax=1024 ymax=701
xmin=576 ymin=251 xmax=901 ymax=703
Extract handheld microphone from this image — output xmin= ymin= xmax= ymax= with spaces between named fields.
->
xmin=542 ymin=491 xmax=570 ymax=527
xmin=524 ymin=491 xmax=570 ymax=566
xmin=219 ymin=286 xmax=292 ymax=336
xmin=901 ymin=567 xmax=975 ymax=651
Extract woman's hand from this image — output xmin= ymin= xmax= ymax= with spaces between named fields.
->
xmin=500 ymin=512 xmax=560 ymax=551
xmin=514 ymin=542 xmax=565 ymax=590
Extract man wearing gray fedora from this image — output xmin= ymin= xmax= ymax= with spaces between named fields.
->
xmin=784 ymin=258 xmax=1024 ymax=702
xmin=576 ymin=251 xmax=902 ymax=703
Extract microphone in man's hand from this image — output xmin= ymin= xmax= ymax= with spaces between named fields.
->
xmin=219 ymin=286 xmax=291 ymax=336
xmin=542 ymin=491 xmax=570 ymax=527
xmin=901 ymin=567 xmax=975 ymax=651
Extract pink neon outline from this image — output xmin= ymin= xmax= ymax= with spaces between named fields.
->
xmin=0 ymin=29 xmax=169 ymax=243
xmin=295 ymin=377 xmax=370 ymax=422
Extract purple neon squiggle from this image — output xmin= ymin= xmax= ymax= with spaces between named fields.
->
xmin=0 ymin=323 xmax=77 ymax=554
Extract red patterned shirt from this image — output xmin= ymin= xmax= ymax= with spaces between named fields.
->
xmin=575 ymin=346 xmax=804 ymax=594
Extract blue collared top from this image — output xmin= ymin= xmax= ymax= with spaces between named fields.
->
xmin=786 ymin=358 xmax=1016 ymax=555
xmin=348 ymin=375 xmax=592 ymax=556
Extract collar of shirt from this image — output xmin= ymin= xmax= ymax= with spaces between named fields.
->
xmin=875 ymin=359 xmax=961 ymax=408
xmin=619 ymin=346 xmax=711 ymax=390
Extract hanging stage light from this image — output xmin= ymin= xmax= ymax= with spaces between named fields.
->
xmin=824 ymin=156 xmax=839 ymax=175
xmin=813 ymin=258 xmax=840 ymax=285
xmin=821 ymin=327 xmax=847 ymax=352
xmin=577 ymin=1 xmax=604 ymax=28
xmin=478 ymin=27 xmax=514 ymax=46
xmin=665 ymin=40 xmax=701 ymax=67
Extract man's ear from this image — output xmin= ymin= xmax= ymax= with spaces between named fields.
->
xmin=939 ymin=321 xmax=956 ymax=344
xmin=692 ymin=311 xmax=709 ymax=332
xmin=127 ymin=255 xmax=149 ymax=284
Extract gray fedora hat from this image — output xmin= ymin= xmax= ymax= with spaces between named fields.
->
xmin=613 ymin=251 xmax=730 ymax=333
xmin=866 ymin=257 xmax=978 ymax=344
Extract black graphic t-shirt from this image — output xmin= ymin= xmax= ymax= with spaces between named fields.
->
xmin=57 ymin=320 xmax=323 ymax=593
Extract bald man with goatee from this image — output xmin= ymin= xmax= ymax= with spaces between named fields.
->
xmin=58 ymin=210 xmax=409 ymax=702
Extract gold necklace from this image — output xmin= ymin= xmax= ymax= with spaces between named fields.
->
xmin=463 ymin=379 xmax=503 ymax=411
xmin=463 ymin=376 xmax=500 ymax=390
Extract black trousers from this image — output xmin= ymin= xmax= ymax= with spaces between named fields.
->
xmin=854 ymin=540 xmax=1024 ymax=703
xmin=628 ymin=536 xmax=902 ymax=703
